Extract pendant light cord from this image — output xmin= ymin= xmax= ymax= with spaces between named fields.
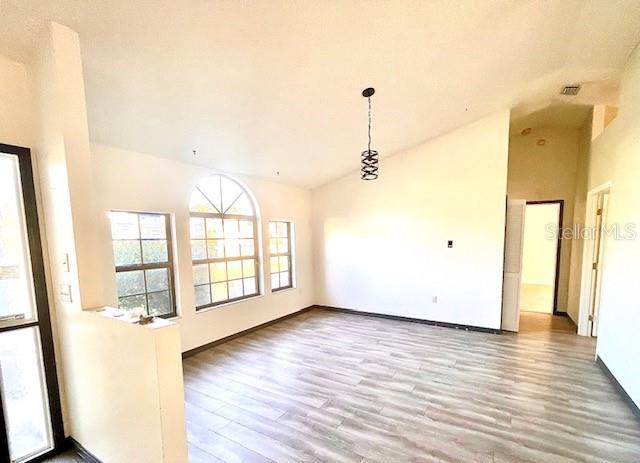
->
xmin=367 ymin=96 xmax=372 ymax=153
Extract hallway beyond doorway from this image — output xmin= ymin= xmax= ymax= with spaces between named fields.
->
xmin=520 ymin=311 xmax=577 ymax=334
xmin=520 ymin=201 xmax=562 ymax=314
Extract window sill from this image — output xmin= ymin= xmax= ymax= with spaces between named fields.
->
xmin=195 ymin=294 xmax=265 ymax=314
xmin=92 ymin=306 xmax=178 ymax=329
xmin=271 ymin=286 xmax=296 ymax=294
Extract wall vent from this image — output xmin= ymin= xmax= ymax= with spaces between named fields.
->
xmin=560 ymin=84 xmax=581 ymax=96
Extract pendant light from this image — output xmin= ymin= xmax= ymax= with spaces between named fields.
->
xmin=361 ymin=87 xmax=379 ymax=180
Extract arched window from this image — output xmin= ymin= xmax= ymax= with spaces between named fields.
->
xmin=189 ymin=175 xmax=260 ymax=309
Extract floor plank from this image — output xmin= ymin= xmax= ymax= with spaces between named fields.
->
xmin=183 ymin=309 xmax=640 ymax=462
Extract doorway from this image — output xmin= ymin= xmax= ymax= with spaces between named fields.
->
xmin=520 ymin=201 xmax=563 ymax=315
xmin=0 ymin=144 xmax=64 ymax=462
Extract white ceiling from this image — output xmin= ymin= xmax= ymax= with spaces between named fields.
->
xmin=1 ymin=1 xmax=640 ymax=188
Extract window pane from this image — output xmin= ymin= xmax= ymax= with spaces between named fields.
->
xmin=110 ymin=211 xmax=175 ymax=317
xmin=243 ymin=277 xmax=256 ymax=296
xmin=210 ymin=262 xmax=227 ymax=283
xmin=207 ymin=240 xmax=224 ymax=259
xmin=140 ymin=214 xmax=166 ymax=239
xmin=271 ymin=273 xmax=280 ymax=290
xmin=270 ymin=256 xmax=280 ymax=273
xmin=279 ymin=256 xmax=289 ymax=271
xmin=193 ymin=264 xmax=209 ymax=285
xmin=227 ymin=260 xmax=242 ymax=280
xmin=194 ymin=284 xmax=211 ymax=306
xmin=223 ymin=219 xmax=239 ymax=238
xmin=224 ymin=239 xmax=240 ymax=257
xmin=0 ymin=327 xmax=52 ymax=462
xmin=212 ymin=282 xmax=227 ymax=303
xmin=145 ymin=268 xmax=169 ymax=292
xmin=277 ymin=222 xmax=288 ymax=237
xmin=110 ymin=211 xmax=139 ymax=239
xmin=239 ymin=220 xmax=254 ymax=238
xmin=148 ymin=291 xmax=171 ymax=316
xmin=278 ymin=238 xmax=288 ymax=254
xmin=197 ymin=177 xmax=222 ymax=212
xmin=221 ymin=177 xmax=243 ymax=212
xmin=113 ymin=240 xmax=142 ymax=266
xmin=240 ymin=239 xmax=254 ymax=257
xmin=268 ymin=222 xmax=277 ymax=237
xmin=206 ymin=218 xmax=223 ymax=238
xmin=228 ymin=279 xmax=243 ymax=299
xmin=189 ymin=217 xmax=205 ymax=239
xmin=189 ymin=188 xmax=217 ymax=213
xmin=269 ymin=239 xmax=278 ymax=255
xmin=119 ymin=294 xmax=147 ymax=312
xmin=242 ymin=259 xmax=255 ymax=278
xmin=280 ymin=271 xmax=290 ymax=288
xmin=116 ymin=270 xmax=145 ymax=297
xmin=190 ymin=176 xmax=260 ymax=306
xmin=191 ymin=240 xmax=206 ymax=260
xmin=0 ymin=154 xmax=37 ymax=322
xmin=226 ymin=194 xmax=253 ymax=215
xmin=142 ymin=240 xmax=168 ymax=264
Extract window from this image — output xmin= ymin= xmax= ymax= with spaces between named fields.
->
xmin=189 ymin=175 xmax=260 ymax=309
xmin=269 ymin=221 xmax=293 ymax=291
xmin=109 ymin=211 xmax=177 ymax=318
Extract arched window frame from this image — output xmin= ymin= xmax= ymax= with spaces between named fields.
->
xmin=189 ymin=174 xmax=261 ymax=309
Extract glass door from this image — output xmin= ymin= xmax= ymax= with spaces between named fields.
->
xmin=0 ymin=144 xmax=64 ymax=462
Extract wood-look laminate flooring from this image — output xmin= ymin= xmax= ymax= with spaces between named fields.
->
xmin=183 ymin=309 xmax=640 ymax=463
xmin=519 ymin=311 xmax=577 ymax=334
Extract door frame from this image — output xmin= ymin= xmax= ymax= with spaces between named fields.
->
xmin=525 ymin=200 xmax=564 ymax=315
xmin=578 ymin=181 xmax=613 ymax=337
xmin=0 ymin=143 xmax=65 ymax=461
xmin=501 ymin=199 xmax=527 ymax=332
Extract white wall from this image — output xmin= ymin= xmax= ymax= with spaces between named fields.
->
xmin=588 ymin=44 xmax=640 ymax=408
xmin=521 ymin=203 xmax=559 ymax=286
xmin=311 ymin=111 xmax=510 ymax=330
xmin=91 ymin=143 xmax=314 ymax=352
xmin=0 ymin=55 xmax=34 ymax=147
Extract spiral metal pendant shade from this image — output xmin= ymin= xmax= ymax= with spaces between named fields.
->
xmin=361 ymin=87 xmax=378 ymax=180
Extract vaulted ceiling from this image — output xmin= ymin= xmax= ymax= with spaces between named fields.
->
xmin=1 ymin=1 xmax=640 ymax=187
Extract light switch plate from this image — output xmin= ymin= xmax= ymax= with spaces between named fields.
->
xmin=59 ymin=284 xmax=72 ymax=303
xmin=62 ymin=253 xmax=70 ymax=272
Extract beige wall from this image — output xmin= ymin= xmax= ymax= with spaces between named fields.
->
xmin=0 ymin=55 xmax=34 ymax=148
xmin=312 ymin=111 xmax=510 ymax=330
xmin=507 ymin=126 xmax=586 ymax=314
xmin=566 ymin=118 xmax=593 ymax=321
xmin=522 ymin=203 xmax=559 ymax=286
xmin=29 ymin=23 xmax=187 ymax=461
xmin=586 ymin=44 xmax=640 ymax=408
xmin=91 ymin=143 xmax=315 ymax=353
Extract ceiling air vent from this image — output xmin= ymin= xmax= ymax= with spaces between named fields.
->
xmin=560 ymin=84 xmax=581 ymax=96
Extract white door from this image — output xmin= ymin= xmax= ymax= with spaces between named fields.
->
xmin=502 ymin=200 xmax=526 ymax=332
xmin=589 ymin=192 xmax=609 ymax=336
